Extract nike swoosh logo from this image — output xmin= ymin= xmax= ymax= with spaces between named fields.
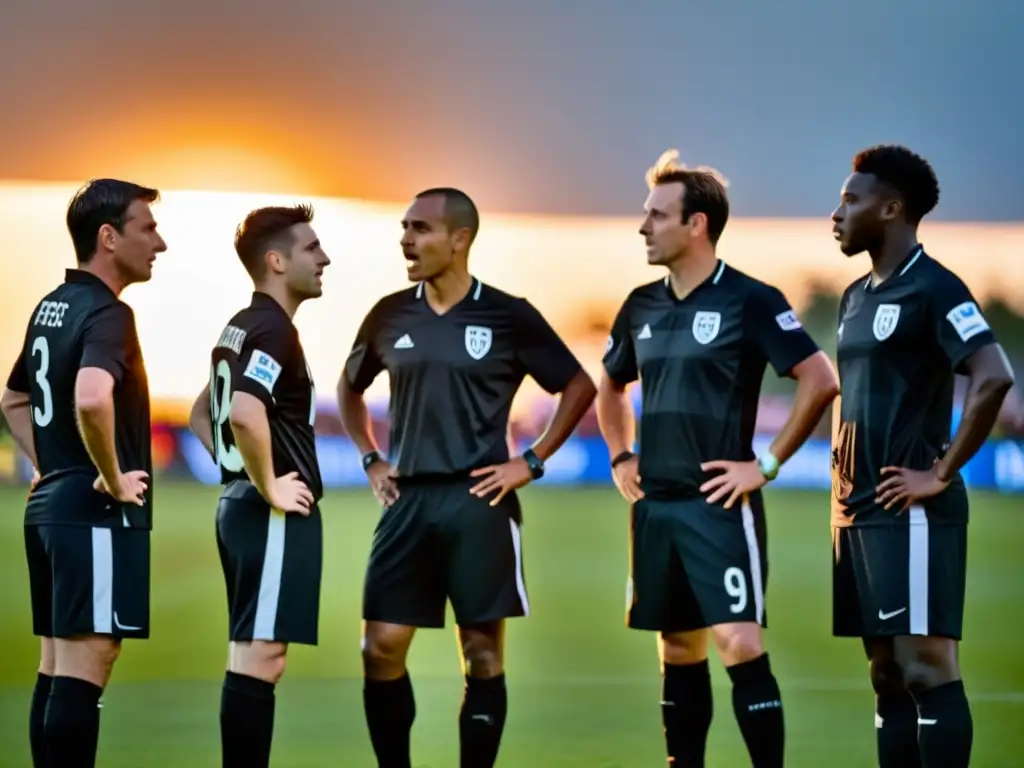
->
xmin=878 ymin=607 xmax=907 ymax=620
xmin=114 ymin=612 xmax=142 ymax=631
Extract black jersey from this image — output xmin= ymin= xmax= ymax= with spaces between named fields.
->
xmin=344 ymin=278 xmax=582 ymax=476
xmin=209 ymin=292 xmax=323 ymax=501
xmin=6 ymin=269 xmax=152 ymax=528
xmin=603 ymin=260 xmax=820 ymax=499
xmin=832 ymin=247 xmax=996 ymax=527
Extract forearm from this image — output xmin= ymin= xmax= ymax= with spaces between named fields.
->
xmin=530 ymin=371 xmax=596 ymax=462
xmin=2 ymin=400 xmax=37 ymax=467
xmin=76 ymin=399 xmax=121 ymax=487
xmin=189 ymin=387 xmax=215 ymax=458
xmin=596 ymin=379 xmax=636 ymax=457
xmin=768 ymin=375 xmax=837 ymax=465
xmin=935 ymin=377 xmax=1012 ymax=482
xmin=337 ymin=382 xmax=380 ymax=456
xmin=230 ymin=408 xmax=277 ymax=499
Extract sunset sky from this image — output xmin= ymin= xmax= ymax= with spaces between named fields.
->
xmin=0 ymin=1 xmax=1020 ymax=219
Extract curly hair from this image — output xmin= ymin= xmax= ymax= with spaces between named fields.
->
xmin=852 ymin=145 xmax=940 ymax=225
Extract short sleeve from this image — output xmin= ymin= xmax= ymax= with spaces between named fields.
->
xmin=747 ymin=284 xmax=820 ymax=376
xmin=931 ymin=273 xmax=996 ymax=372
xmin=81 ymin=303 xmax=134 ymax=384
xmin=602 ymin=298 xmax=639 ymax=386
xmin=232 ymin=321 xmax=295 ymax=409
xmin=344 ymin=307 xmax=385 ymax=394
xmin=5 ymin=345 xmax=28 ymax=392
xmin=513 ymin=299 xmax=582 ymax=394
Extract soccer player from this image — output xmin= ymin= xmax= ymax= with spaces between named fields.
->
xmin=596 ymin=150 xmax=840 ymax=768
xmin=337 ymin=187 xmax=596 ymax=768
xmin=830 ymin=145 xmax=1014 ymax=768
xmin=188 ymin=204 xmax=330 ymax=768
xmin=0 ymin=179 xmax=165 ymax=768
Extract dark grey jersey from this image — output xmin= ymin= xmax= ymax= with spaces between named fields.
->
xmin=344 ymin=279 xmax=582 ymax=477
xmin=603 ymin=261 xmax=820 ymax=498
xmin=209 ymin=292 xmax=323 ymax=501
xmin=7 ymin=269 xmax=152 ymax=528
xmin=832 ymin=247 xmax=996 ymax=527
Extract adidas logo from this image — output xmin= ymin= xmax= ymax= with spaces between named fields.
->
xmin=637 ymin=324 xmax=652 ymax=340
xmin=394 ymin=334 xmax=414 ymax=349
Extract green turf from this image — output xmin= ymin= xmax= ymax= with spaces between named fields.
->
xmin=0 ymin=482 xmax=1021 ymax=767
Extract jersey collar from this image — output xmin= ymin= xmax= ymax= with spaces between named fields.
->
xmin=863 ymin=244 xmax=925 ymax=291
xmin=64 ymin=268 xmax=117 ymax=296
xmin=414 ymin=276 xmax=483 ymax=302
xmin=250 ymin=290 xmax=293 ymax=319
xmin=662 ymin=258 xmax=726 ymax=301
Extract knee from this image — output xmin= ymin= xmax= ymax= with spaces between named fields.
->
xmin=899 ymin=656 xmax=949 ymax=693
xmin=362 ymin=627 xmax=412 ymax=677
xmin=460 ymin=630 xmax=503 ymax=678
xmin=230 ymin=641 xmax=287 ymax=684
xmin=713 ymin=625 xmax=764 ymax=667
xmin=868 ymin=657 xmax=905 ymax=696
xmin=895 ymin=640 xmax=958 ymax=693
xmin=659 ymin=632 xmax=708 ymax=666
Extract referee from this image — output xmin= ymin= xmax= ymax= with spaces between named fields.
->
xmin=338 ymin=187 xmax=596 ymax=768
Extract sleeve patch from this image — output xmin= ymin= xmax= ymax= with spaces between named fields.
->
xmin=243 ymin=349 xmax=283 ymax=393
xmin=946 ymin=301 xmax=990 ymax=342
xmin=775 ymin=310 xmax=802 ymax=331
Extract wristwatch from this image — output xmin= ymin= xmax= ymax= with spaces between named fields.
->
xmin=522 ymin=448 xmax=545 ymax=480
xmin=611 ymin=450 xmax=635 ymax=468
xmin=361 ymin=450 xmax=383 ymax=471
xmin=757 ymin=451 xmax=780 ymax=481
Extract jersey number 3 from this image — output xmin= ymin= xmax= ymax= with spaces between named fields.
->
xmin=31 ymin=337 xmax=53 ymax=427
xmin=210 ymin=360 xmax=244 ymax=473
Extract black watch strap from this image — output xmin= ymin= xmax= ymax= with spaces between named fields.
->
xmin=611 ymin=450 xmax=635 ymax=468
xmin=522 ymin=448 xmax=545 ymax=479
xmin=361 ymin=450 xmax=382 ymax=471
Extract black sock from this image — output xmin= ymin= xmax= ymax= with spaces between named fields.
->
xmin=29 ymin=672 xmax=52 ymax=768
xmin=220 ymin=671 xmax=276 ymax=768
xmin=876 ymin=688 xmax=922 ymax=767
xmin=661 ymin=660 xmax=714 ymax=767
xmin=459 ymin=673 xmax=508 ymax=768
xmin=43 ymin=675 xmax=103 ymax=768
xmin=364 ymin=673 xmax=415 ymax=768
xmin=727 ymin=654 xmax=785 ymax=768
xmin=912 ymin=680 xmax=973 ymax=768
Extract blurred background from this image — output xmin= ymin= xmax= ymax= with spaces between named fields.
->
xmin=0 ymin=2 xmax=1021 ymax=766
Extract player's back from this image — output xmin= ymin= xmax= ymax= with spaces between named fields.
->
xmin=13 ymin=269 xmax=151 ymax=528
xmin=208 ymin=293 xmax=323 ymax=500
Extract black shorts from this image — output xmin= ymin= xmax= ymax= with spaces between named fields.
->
xmin=216 ymin=482 xmax=323 ymax=646
xmin=363 ymin=476 xmax=529 ymax=628
xmin=832 ymin=507 xmax=967 ymax=640
xmin=25 ymin=524 xmax=151 ymax=639
xmin=627 ymin=492 xmax=768 ymax=633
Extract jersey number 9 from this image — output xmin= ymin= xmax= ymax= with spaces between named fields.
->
xmin=210 ymin=361 xmax=244 ymax=473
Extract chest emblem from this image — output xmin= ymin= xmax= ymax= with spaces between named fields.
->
xmin=872 ymin=304 xmax=901 ymax=341
xmin=692 ymin=311 xmax=721 ymax=345
xmin=465 ymin=325 xmax=493 ymax=360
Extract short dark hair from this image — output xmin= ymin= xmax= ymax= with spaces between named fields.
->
xmin=852 ymin=145 xmax=940 ymax=225
xmin=415 ymin=187 xmax=480 ymax=244
xmin=66 ymin=179 xmax=160 ymax=263
xmin=234 ymin=204 xmax=315 ymax=279
xmin=646 ymin=149 xmax=730 ymax=245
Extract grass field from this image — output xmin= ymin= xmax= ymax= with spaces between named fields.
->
xmin=0 ymin=481 xmax=1021 ymax=767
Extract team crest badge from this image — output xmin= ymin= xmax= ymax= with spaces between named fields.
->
xmin=872 ymin=304 xmax=901 ymax=341
xmin=465 ymin=325 xmax=493 ymax=360
xmin=692 ymin=311 xmax=721 ymax=345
